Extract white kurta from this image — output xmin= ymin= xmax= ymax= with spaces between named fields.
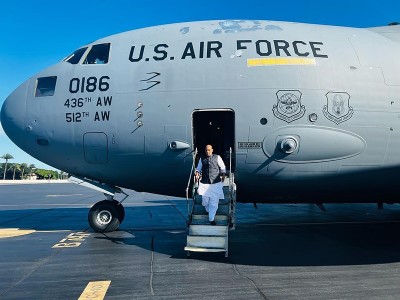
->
xmin=196 ymin=155 xmax=226 ymax=221
xmin=197 ymin=181 xmax=224 ymax=199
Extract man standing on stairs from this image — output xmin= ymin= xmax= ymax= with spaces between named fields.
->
xmin=195 ymin=144 xmax=226 ymax=225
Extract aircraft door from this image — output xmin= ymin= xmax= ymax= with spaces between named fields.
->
xmin=83 ymin=132 xmax=108 ymax=164
xmin=192 ymin=110 xmax=235 ymax=172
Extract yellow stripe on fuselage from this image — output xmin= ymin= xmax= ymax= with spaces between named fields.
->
xmin=247 ymin=57 xmax=316 ymax=67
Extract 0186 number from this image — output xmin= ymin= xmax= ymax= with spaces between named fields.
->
xmin=69 ymin=76 xmax=110 ymax=93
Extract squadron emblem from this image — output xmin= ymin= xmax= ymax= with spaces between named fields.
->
xmin=273 ymin=90 xmax=305 ymax=123
xmin=323 ymin=92 xmax=353 ymax=124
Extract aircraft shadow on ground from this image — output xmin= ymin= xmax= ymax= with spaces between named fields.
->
xmin=0 ymin=207 xmax=91 ymax=231
xmin=93 ymin=220 xmax=400 ymax=267
xmin=2 ymin=205 xmax=400 ymax=267
xmin=99 ymin=204 xmax=400 ymax=267
xmin=227 ymin=222 xmax=400 ymax=266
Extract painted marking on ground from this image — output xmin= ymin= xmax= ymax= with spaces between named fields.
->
xmin=0 ymin=228 xmax=36 ymax=238
xmin=78 ymin=281 xmax=111 ymax=300
xmin=52 ymin=231 xmax=90 ymax=248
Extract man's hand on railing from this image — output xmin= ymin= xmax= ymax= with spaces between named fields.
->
xmin=194 ymin=171 xmax=200 ymax=182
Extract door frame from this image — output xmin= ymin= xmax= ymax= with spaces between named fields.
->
xmin=192 ymin=109 xmax=235 ymax=172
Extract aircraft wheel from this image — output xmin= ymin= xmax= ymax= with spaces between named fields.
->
xmin=88 ymin=200 xmax=120 ymax=232
xmin=112 ymin=200 xmax=125 ymax=223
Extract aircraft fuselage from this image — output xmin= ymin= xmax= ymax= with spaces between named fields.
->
xmin=2 ymin=20 xmax=400 ymax=203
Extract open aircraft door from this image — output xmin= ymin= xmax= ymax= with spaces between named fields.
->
xmin=192 ymin=109 xmax=235 ymax=172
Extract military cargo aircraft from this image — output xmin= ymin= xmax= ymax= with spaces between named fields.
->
xmin=2 ymin=20 xmax=400 ymax=232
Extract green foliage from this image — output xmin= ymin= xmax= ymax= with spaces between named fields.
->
xmin=34 ymin=168 xmax=59 ymax=179
xmin=1 ymin=153 xmax=14 ymax=180
xmin=0 ymin=154 xmax=59 ymax=180
xmin=12 ymin=163 xmax=21 ymax=180
xmin=20 ymin=163 xmax=28 ymax=179
xmin=1 ymin=153 xmax=14 ymax=161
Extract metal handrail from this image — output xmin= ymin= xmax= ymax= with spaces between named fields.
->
xmin=185 ymin=148 xmax=198 ymax=224
xmin=228 ymin=147 xmax=236 ymax=229
xmin=229 ymin=147 xmax=232 ymax=190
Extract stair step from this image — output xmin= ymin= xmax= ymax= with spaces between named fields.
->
xmin=189 ymin=225 xmax=228 ymax=236
xmin=191 ymin=214 xmax=228 ymax=220
xmin=186 ymin=176 xmax=235 ymax=256
xmin=191 ymin=214 xmax=228 ymax=225
xmin=193 ymin=204 xmax=229 ymax=215
xmin=190 ymin=219 xmax=228 ymax=226
xmin=184 ymin=246 xmax=226 ymax=253
xmin=186 ymin=235 xmax=227 ymax=249
xmin=194 ymin=195 xmax=229 ymax=205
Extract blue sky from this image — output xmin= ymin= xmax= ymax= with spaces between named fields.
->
xmin=0 ymin=0 xmax=399 ymax=170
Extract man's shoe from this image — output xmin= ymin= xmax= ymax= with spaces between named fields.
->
xmin=210 ymin=220 xmax=216 ymax=225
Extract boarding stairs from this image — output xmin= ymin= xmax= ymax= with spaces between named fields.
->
xmin=184 ymin=148 xmax=236 ymax=257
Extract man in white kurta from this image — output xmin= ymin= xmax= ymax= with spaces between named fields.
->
xmin=195 ymin=145 xmax=226 ymax=225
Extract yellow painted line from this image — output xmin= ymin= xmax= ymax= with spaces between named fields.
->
xmin=0 ymin=228 xmax=36 ymax=238
xmin=247 ymin=57 xmax=316 ymax=67
xmin=78 ymin=281 xmax=111 ymax=300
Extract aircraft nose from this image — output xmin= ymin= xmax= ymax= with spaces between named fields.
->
xmin=1 ymin=81 xmax=28 ymax=147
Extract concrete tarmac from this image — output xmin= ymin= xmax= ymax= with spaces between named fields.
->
xmin=1 ymin=183 xmax=400 ymax=299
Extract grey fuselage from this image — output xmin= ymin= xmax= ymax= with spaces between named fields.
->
xmin=2 ymin=20 xmax=400 ymax=203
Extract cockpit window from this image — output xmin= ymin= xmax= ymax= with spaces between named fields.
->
xmin=83 ymin=43 xmax=110 ymax=64
xmin=35 ymin=76 xmax=57 ymax=97
xmin=63 ymin=47 xmax=87 ymax=64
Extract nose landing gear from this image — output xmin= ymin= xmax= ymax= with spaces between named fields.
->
xmin=88 ymin=200 xmax=125 ymax=232
xmin=69 ymin=176 xmax=128 ymax=233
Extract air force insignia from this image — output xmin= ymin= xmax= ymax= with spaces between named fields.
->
xmin=273 ymin=90 xmax=305 ymax=123
xmin=323 ymin=92 xmax=353 ymax=124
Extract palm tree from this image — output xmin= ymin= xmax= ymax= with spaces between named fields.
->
xmin=12 ymin=163 xmax=21 ymax=180
xmin=27 ymin=164 xmax=36 ymax=179
xmin=20 ymin=163 xmax=28 ymax=179
xmin=1 ymin=153 xmax=14 ymax=180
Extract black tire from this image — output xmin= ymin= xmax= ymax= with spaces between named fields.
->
xmin=112 ymin=200 xmax=125 ymax=223
xmin=88 ymin=200 xmax=121 ymax=232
